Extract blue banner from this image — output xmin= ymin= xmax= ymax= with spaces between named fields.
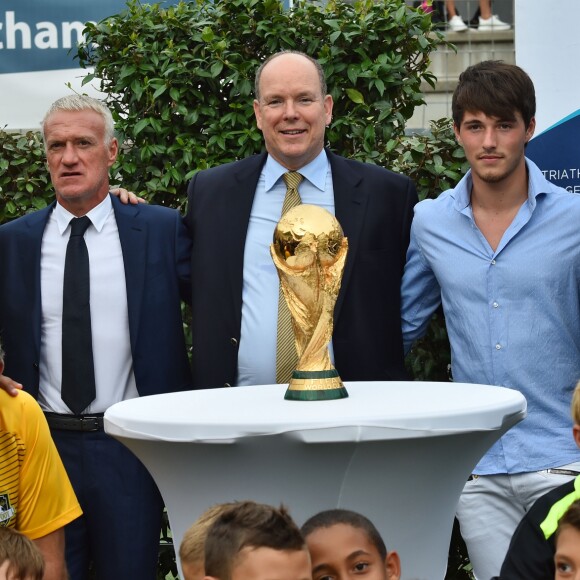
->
xmin=526 ymin=111 xmax=580 ymax=194
xmin=0 ymin=0 xmax=180 ymax=74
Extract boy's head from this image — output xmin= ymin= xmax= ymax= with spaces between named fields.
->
xmin=203 ymin=501 xmax=310 ymax=580
xmin=301 ymin=509 xmax=400 ymax=580
xmin=571 ymin=381 xmax=580 ymax=448
xmin=0 ymin=527 xmax=44 ymax=580
xmin=554 ymin=499 xmax=580 ymax=579
xmin=452 ymin=60 xmax=536 ymax=131
xmin=180 ymin=503 xmax=240 ymax=580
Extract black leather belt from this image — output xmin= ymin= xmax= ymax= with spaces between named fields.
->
xmin=546 ymin=468 xmax=580 ymax=476
xmin=467 ymin=469 xmax=580 ymax=481
xmin=44 ymin=412 xmax=104 ymax=432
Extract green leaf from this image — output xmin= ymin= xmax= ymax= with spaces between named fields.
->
xmin=346 ymin=88 xmax=365 ymax=104
xmin=210 ymin=61 xmax=224 ymax=77
xmin=119 ymin=65 xmax=137 ymax=80
xmin=31 ymin=197 xmax=48 ymax=210
xmin=347 ymin=65 xmax=359 ymax=85
xmin=133 ymin=118 xmax=150 ymax=136
xmin=329 ymin=30 xmax=341 ymax=43
xmin=81 ymin=73 xmax=95 ymax=86
xmin=130 ymin=80 xmax=144 ymax=101
xmin=152 ymin=84 xmax=168 ymax=99
xmin=201 ymin=26 xmax=215 ymax=43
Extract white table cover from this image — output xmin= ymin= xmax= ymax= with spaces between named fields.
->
xmin=105 ymin=381 xmax=526 ymax=579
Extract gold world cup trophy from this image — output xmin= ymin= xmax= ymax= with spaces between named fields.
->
xmin=271 ymin=204 xmax=349 ymax=401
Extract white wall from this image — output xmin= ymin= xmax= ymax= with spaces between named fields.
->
xmin=515 ymin=0 xmax=580 ymax=135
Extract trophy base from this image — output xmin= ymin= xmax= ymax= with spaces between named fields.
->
xmin=284 ymin=369 xmax=349 ymax=401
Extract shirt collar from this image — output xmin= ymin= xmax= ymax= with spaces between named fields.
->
xmin=54 ymin=194 xmax=112 ymax=235
xmin=453 ymin=157 xmax=545 ymax=214
xmin=263 ymin=149 xmax=329 ymax=192
xmin=452 ymin=171 xmax=473 ymax=213
xmin=525 ymin=157 xmax=552 ymax=210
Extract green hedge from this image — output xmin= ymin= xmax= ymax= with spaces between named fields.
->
xmin=74 ymin=0 xmax=446 ymax=206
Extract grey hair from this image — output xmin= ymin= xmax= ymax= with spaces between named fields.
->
xmin=41 ymin=95 xmax=115 ymax=148
xmin=254 ymin=50 xmax=327 ymax=101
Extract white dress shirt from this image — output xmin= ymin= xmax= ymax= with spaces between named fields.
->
xmin=39 ymin=195 xmax=138 ymax=414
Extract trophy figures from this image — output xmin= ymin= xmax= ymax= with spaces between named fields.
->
xmin=271 ymin=204 xmax=349 ymax=401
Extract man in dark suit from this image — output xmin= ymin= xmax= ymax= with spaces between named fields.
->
xmin=0 ymin=95 xmax=191 ymax=580
xmin=185 ymin=50 xmax=417 ymax=388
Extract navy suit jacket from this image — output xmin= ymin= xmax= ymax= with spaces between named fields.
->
xmin=0 ymin=195 xmax=192 ymax=398
xmin=185 ymin=150 xmax=418 ymax=388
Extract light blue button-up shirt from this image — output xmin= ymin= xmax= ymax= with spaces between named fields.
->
xmin=237 ymin=150 xmax=334 ymax=386
xmin=401 ymin=158 xmax=580 ymax=474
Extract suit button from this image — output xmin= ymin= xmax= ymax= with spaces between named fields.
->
xmin=33 ymin=363 xmax=39 ymax=369
xmin=224 ymin=383 xmax=232 ymax=388
xmin=230 ymin=338 xmax=238 ymax=346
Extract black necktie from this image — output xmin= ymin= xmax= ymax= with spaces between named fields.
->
xmin=61 ymin=216 xmax=96 ymax=414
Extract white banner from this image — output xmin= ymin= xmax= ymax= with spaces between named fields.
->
xmin=515 ymin=0 xmax=580 ymax=192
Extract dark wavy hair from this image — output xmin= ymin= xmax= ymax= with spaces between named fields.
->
xmin=452 ymin=60 xmax=536 ymax=129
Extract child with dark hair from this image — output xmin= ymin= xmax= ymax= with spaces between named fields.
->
xmin=301 ymin=509 xmax=400 ymax=580
xmin=554 ymin=500 xmax=580 ymax=579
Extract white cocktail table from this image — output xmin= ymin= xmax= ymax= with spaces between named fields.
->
xmin=105 ymin=381 xmax=526 ymax=580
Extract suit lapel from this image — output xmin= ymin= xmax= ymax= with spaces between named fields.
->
xmin=328 ymin=151 xmax=368 ymax=322
xmin=26 ymin=204 xmax=55 ymax=358
xmin=112 ymin=195 xmax=146 ymax=350
xmin=222 ymin=153 xmax=267 ymax=328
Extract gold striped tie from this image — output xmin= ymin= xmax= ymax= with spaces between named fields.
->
xmin=275 ymin=171 xmax=303 ymax=383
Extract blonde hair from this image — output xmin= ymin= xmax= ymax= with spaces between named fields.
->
xmin=571 ymin=381 xmax=580 ymax=425
xmin=0 ymin=527 xmax=44 ymax=580
xmin=179 ymin=502 xmax=239 ymax=567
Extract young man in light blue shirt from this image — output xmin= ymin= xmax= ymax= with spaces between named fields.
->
xmin=401 ymin=60 xmax=580 ymax=580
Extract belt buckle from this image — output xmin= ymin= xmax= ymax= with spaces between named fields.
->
xmin=80 ymin=415 xmax=102 ymax=432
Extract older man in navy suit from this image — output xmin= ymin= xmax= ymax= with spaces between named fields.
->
xmin=185 ymin=51 xmax=418 ymax=389
xmin=0 ymin=95 xmax=191 ymax=580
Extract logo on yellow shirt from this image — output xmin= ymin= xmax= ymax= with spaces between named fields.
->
xmin=0 ymin=493 xmax=15 ymax=526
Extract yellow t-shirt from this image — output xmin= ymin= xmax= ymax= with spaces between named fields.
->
xmin=0 ymin=390 xmax=82 ymax=539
